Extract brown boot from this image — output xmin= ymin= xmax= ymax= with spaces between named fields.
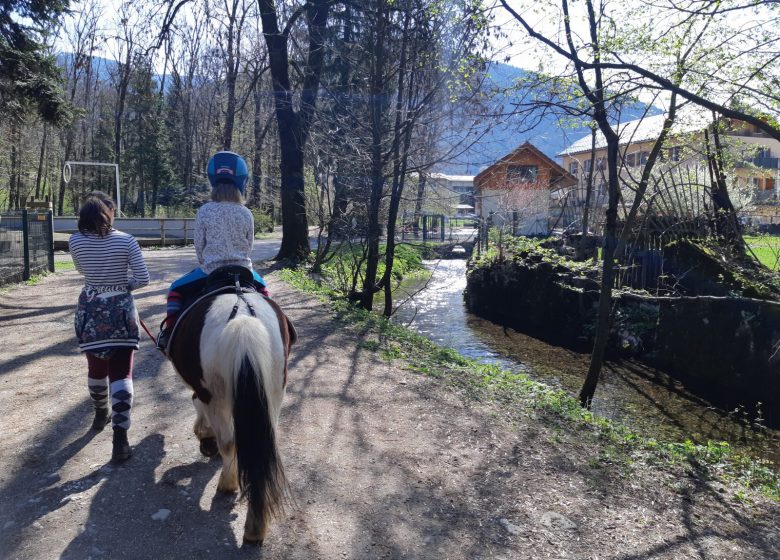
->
xmin=111 ymin=427 xmax=132 ymax=463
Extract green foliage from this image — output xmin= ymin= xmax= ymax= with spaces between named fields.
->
xmin=0 ymin=0 xmax=72 ymax=125
xmin=251 ymin=209 xmax=274 ymax=235
xmin=24 ymin=271 xmax=47 ymax=285
xmin=470 ymin=235 xmax=600 ymax=277
xmin=309 ymin=242 xmax=428 ymax=297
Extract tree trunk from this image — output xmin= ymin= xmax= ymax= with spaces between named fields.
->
xmin=579 ymin=128 xmax=619 ymax=408
xmin=221 ymin=0 xmax=243 ymax=150
xmin=705 ymin=122 xmax=745 ymax=255
xmin=112 ymin=46 xmax=133 ymax=214
xmin=8 ymin=123 xmax=19 ymax=210
xmin=581 ymin=127 xmax=596 ymax=236
xmin=34 ymin=125 xmax=48 ymax=200
xmin=360 ymin=3 xmax=389 ymax=311
xmin=382 ymin=9 xmax=414 ymax=317
xmin=413 ymin=173 xmax=427 ymax=237
xmin=258 ymin=0 xmax=329 ymax=261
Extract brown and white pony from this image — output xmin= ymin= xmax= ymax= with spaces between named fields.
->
xmin=167 ymin=289 xmax=296 ymax=544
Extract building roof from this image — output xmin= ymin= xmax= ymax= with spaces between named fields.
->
xmin=475 ymin=141 xmax=577 ymax=188
xmin=429 ymin=173 xmax=475 ymax=182
xmin=558 ymin=111 xmax=712 ymax=157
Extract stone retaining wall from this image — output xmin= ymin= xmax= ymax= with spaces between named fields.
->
xmin=465 ymin=259 xmax=780 ymax=424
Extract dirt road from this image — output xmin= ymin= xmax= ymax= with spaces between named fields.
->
xmin=0 ymin=242 xmax=778 ymax=559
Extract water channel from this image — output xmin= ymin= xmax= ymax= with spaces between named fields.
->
xmin=393 ymin=259 xmax=780 ymax=463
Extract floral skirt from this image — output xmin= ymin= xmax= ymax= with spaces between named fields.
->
xmin=75 ymin=288 xmax=139 ymax=359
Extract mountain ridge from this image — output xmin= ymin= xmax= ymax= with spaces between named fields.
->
xmin=436 ymin=62 xmax=658 ymax=175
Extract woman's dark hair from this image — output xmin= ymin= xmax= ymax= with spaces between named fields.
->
xmin=78 ymin=191 xmax=116 ymax=237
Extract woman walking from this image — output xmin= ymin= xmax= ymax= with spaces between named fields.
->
xmin=70 ymin=191 xmax=149 ymax=462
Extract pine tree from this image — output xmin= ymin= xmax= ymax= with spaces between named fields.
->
xmin=0 ymin=0 xmax=72 ymax=124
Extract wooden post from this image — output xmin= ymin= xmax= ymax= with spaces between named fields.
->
xmin=183 ymin=219 xmax=188 ymax=244
xmin=160 ymin=219 xmax=165 ymax=246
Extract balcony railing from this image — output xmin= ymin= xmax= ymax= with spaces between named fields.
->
xmin=737 ymin=156 xmax=780 ymax=169
xmin=755 ymin=157 xmax=780 ymax=169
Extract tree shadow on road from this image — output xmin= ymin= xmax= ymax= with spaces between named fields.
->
xmin=57 ymin=433 xmax=166 ymax=559
xmin=59 ymin=435 xmax=267 ymax=559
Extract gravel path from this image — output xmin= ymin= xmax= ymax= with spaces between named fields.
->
xmin=0 ymin=241 xmax=778 ymax=559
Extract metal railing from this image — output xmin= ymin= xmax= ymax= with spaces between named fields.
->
xmin=53 ymin=217 xmax=196 ymax=245
xmin=0 ymin=210 xmax=54 ymax=284
xmin=736 ymin=156 xmax=780 ymax=169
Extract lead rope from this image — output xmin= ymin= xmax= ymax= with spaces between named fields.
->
xmin=138 ymin=316 xmax=157 ymax=345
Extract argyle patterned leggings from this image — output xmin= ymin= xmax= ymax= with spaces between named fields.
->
xmin=86 ymin=348 xmax=134 ymax=430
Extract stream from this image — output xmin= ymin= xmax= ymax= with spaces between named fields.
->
xmin=393 ymin=259 xmax=780 ymax=463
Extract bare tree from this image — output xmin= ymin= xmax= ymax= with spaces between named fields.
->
xmin=257 ymin=0 xmax=331 ymax=260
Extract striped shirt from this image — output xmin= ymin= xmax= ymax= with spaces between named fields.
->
xmin=69 ymin=229 xmax=150 ymax=291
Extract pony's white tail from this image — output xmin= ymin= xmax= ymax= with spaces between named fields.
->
xmin=215 ymin=314 xmax=287 ymax=523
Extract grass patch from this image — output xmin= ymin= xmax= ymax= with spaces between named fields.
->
xmin=25 ymin=272 xmax=49 ymax=285
xmin=280 ymin=265 xmax=780 ymax=501
xmin=745 ymin=235 xmax=780 ymax=270
xmin=55 ymin=260 xmax=76 ymax=272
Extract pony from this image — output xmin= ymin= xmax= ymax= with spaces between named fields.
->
xmin=166 ymin=285 xmax=296 ymax=545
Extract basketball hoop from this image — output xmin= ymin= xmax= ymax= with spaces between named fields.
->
xmin=62 ymin=162 xmax=72 ymax=184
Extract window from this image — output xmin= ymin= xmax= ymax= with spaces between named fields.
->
xmin=753 ymin=177 xmax=763 ymax=189
xmin=668 ymin=147 xmax=681 ymax=162
xmin=765 ymin=178 xmax=775 ymax=191
xmin=624 ymin=152 xmax=636 ymax=167
xmin=569 ymin=161 xmax=578 ymax=176
xmin=640 ymin=151 xmax=650 ymax=165
xmin=596 ymin=157 xmax=606 ymax=171
xmin=583 ymin=159 xmax=592 ymax=173
xmin=506 ymin=165 xmax=538 ymax=182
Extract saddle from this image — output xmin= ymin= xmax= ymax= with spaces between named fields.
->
xmin=168 ymin=266 xmax=260 ymax=347
xmin=203 ymin=265 xmax=257 ymax=295
xmin=165 ymin=267 xmax=297 ymax=404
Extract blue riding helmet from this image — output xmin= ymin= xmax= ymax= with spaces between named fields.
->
xmin=207 ymin=151 xmax=249 ymax=193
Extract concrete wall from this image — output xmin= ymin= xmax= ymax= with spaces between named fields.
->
xmin=479 ymin=188 xmax=550 ymax=235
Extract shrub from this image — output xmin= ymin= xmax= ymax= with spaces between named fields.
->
xmin=251 ymin=209 xmax=274 ymax=234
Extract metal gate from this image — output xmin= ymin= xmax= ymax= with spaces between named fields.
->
xmin=0 ymin=210 xmax=55 ymax=284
